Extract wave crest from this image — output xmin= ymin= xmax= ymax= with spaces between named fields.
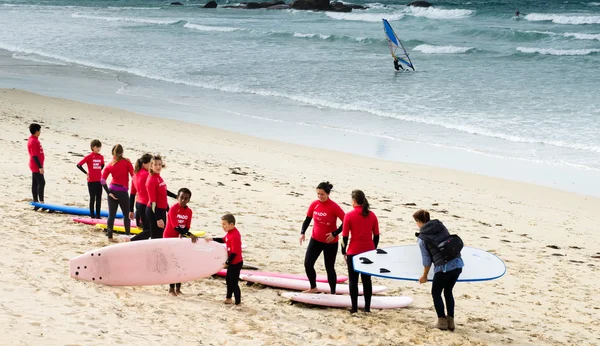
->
xmin=524 ymin=13 xmax=600 ymax=25
xmin=413 ymin=44 xmax=474 ymax=54
xmin=71 ymin=14 xmax=182 ymax=25
xmin=517 ymin=47 xmax=600 ymax=55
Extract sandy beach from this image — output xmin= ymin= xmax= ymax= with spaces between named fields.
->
xmin=1 ymin=88 xmax=599 ymax=346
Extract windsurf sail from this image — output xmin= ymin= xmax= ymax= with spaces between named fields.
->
xmin=382 ymin=19 xmax=415 ymax=71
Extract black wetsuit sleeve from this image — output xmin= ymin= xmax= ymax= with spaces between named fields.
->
xmin=226 ymin=253 xmax=236 ymax=265
xmin=167 ymin=190 xmax=177 ymax=199
xmin=101 ymin=164 xmax=105 ymax=170
xmin=102 ymin=184 xmax=111 ymax=194
xmin=175 ymin=227 xmax=191 ymax=236
xmin=212 ymin=237 xmax=225 ymax=244
xmin=301 ymin=216 xmax=312 ymax=235
xmin=129 ymin=194 xmax=136 ymax=211
xmin=77 ymin=164 xmax=87 ymax=175
xmin=342 ymin=236 xmax=348 ymax=255
xmin=33 ymin=156 xmax=43 ymax=169
xmin=373 ymin=235 xmax=380 ymax=249
xmin=332 ymin=223 xmax=343 ymax=237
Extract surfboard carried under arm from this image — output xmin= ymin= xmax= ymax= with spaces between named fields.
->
xmin=382 ymin=18 xmax=415 ymax=71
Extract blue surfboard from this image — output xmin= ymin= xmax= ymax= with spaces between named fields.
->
xmin=30 ymin=202 xmax=124 ymax=219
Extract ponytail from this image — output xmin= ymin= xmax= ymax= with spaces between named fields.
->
xmin=111 ymin=144 xmax=124 ymax=165
xmin=134 ymin=153 xmax=152 ymax=173
xmin=351 ymin=189 xmax=370 ymax=217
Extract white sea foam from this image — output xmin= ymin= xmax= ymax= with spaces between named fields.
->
xmin=517 ymin=47 xmax=600 ymax=55
xmin=71 ymin=13 xmax=181 ymax=25
xmin=11 ymin=53 xmax=68 ymax=66
xmin=563 ymin=32 xmax=600 ymax=40
xmin=525 ymin=13 xmax=600 ymax=25
xmin=326 ymin=11 xmax=405 ymax=22
xmin=413 ymin=44 xmax=474 ymax=54
xmin=408 ymin=7 xmax=474 ymax=20
xmin=184 ymin=23 xmax=241 ymax=32
xmin=107 ymin=6 xmax=162 ymax=10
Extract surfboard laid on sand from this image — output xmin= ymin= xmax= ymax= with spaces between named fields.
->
xmin=353 ymin=245 xmax=506 ymax=282
xmin=30 ymin=202 xmax=123 ymax=218
xmin=70 ymin=238 xmax=227 ymax=286
xmin=73 ymin=217 xmax=136 ymax=228
xmin=95 ymin=223 xmax=206 ymax=237
xmin=281 ymin=292 xmax=413 ymax=309
xmin=240 ymin=274 xmax=387 ymax=295
xmin=216 ymin=270 xmax=348 ymax=283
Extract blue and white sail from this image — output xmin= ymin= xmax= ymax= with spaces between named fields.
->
xmin=382 ymin=19 xmax=414 ymax=71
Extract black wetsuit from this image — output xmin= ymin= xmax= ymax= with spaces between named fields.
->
xmin=130 ymin=190 xmax=177 ymax=241
xmin=77 ymin=164 xmax=104 ymax=218
xmin=342 ymin=235 xmax=380 ymax=312
xmin=32 ymin=156 xmax=45 ymax=204
xmin=394 ymin=59 xmax=404 ymax=71
xmin=301 ymin=216 xmax=343 ymax=294
xmin=213 ymin=238 xmax=242 ymax=305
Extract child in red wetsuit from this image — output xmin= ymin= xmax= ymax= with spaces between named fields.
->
xmin=28 ymin=123 xmax=46 ymax=210
xmin=163 ymin=188 xmax=197 ymax=296
xmin=101 ymin=144 xmax=134 ymax=239
xmin=206 ymin=213 xmax=243 ymax=305
xmin=76 ymin=139 xmax=105 ymax=219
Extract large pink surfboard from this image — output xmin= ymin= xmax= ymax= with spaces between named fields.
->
xmin=281 ymin=292 xmax=413 ymax=309
xmin=240 ymin=274 xmax=387 ymax=295
xmin=216 ymin=269 xmax=348 ymax=283
xmin=69 ymin=239 xmax=227 ymax=286
xmin=73 ymin=217 xmax=137 ymax=228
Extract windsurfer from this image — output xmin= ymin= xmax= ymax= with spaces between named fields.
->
xmin=394 ymin=58 xmax=404 ymax=71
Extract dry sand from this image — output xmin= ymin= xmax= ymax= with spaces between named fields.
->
xmin=1 ymin=88 xmax=599 ymax=346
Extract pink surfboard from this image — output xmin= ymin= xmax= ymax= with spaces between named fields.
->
xmin=281 ymin=292 xmax=413 ymax=309
xmin=69 ymin=239 xmax=227 ymax=286
xmin=73 ymin=217 xmax=137 ymax=228
xmin=240 ymin=274 xmax=387 ymax=295
xmin=216 ymin=269 xmax=348 ymax=283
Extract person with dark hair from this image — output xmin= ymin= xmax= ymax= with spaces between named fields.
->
xmin=163 ymin=188 xmax=196 ymax=296
xmin=205 ymin=213 xmax=243 ymax=305
xmin=76 ymin=139 xmax=104 ymax=218
xmin=101 ymin=144 xmax=134 ymax=240
xmin=300 ymin=181 xmax=345 ymax=294
xmin=393 ymin=57 xmax=404 ymax=71
xmin=413 ymin=209 xmax=464 ymax=331
xmin=342 ymin=189 xmax=379 ymax=313
xmin=129 ymin=153 xmax=152 ymax=240
xmin=28 ymin=123 xmax=46 ymax=210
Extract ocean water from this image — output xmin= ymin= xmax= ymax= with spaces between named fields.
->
xmin=1 ymin=0 xmax=599 ymax=193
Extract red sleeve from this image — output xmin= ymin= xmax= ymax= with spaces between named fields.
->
xmin=187 ymin=209 xmax=192 ymax=229
xmin=231 ymin=232 xmax=242 ymax=254
xmin=128 ymin=160 xmax=134 ymax=177
xmin=100 ymin=155 xmax=105 ymax=167
xmin=306 ymin=200 xmax=317 ymax=217
xmin=372 ymin=213 xmax=380 ymax=235
xmin=101 ymin=164 xmax=111 ymax=180
xmin=130 ymin=175 xmax=138 ymax=195
xmin=30 ymin=140 xmax=41 ymax=156
xmin=336 ymin=204 xmax=346 ymax=222
xmin=342 ymin=213 xmax=351 ymax=237
xmin=167 ymin=204 xmax=177 ymax=222
xmin=147 ymin=176 xmax=157 ymax=203
xmin=77 ymin=154 xmax=89 ymax=167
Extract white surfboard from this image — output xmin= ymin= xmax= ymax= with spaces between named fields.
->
xmin=240 ymin=274 xmax=387 ymax=295
xmin=352 ymin=245 xmax=506 ymax=282
xmin=281 ymin=292 xmax=413 ymax=309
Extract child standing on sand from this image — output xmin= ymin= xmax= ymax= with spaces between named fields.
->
xmin=163 ymin=188 xmax=197 ymax=296
xmin=28 ymin=123 xmax=46 ymax=210
xmin=76 ymin=139 xmax=105 ymax=219
xmin=205 ymin=213 xmax=243 ymax=305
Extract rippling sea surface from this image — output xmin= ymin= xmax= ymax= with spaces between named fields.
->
xmin=1 ymin=0 xmax=599 ymax=175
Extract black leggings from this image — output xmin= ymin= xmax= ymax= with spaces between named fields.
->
xmin=131 ymin=206 xmax=165 ymax=241
xmin=87 ymin=182 xmax=103 ymax=218
xmin=31 ymin=172 xmax=45 ymax=202
xmin=304 ymin=238 xmax=338 ymax=294
xmin=432 ymin=268 xmax=462 ymax=318
xmin=169 ymin=283 xmax=181 ymax=290
xmin=347 ymin=254 xmax=373 ymax=312
xmin=107 ymin=190 xmax=130 ymax=237
xmin=226 ymin=261 xmax=243 ymax=305
xmin=135 ymin=202 xmax=149 ymax=232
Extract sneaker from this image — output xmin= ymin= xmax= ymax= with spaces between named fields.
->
xmin=447 ymin=316 xmax=455 ymax=331
xmin=434 ymin=317 xmax=448 ymax=330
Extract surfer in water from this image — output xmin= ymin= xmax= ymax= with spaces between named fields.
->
xmin=299 ymin=181 xmax=345 ymax=295
xmin=342 ymin=189 xmax=379 ymax=313
xmin=515 ymin=9 xmax=520 ymax=17
xmin=393 ymin=57 xmax=404 ymax=71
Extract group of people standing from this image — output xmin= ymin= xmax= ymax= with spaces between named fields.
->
xmin=300 ymin=181 xmax=464 ymax=329
xmin=27 ymin=123 xmax=463 ymax=328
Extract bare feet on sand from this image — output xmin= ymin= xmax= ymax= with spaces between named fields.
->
xmin=302 ymin=288 xmax=319 ymax=293
xmin=223 ymin=298 xmax=233 ymax=304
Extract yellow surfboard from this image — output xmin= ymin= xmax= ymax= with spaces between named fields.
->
xmin=96 ymin=224 xmax=206 ymax=237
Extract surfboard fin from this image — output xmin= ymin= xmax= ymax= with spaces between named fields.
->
xmin=376 ymin=249 xmax=387 ymax=254
xmin=380 ymin=268 xmax=391 ymax=273
xmin=359 ymin=257 xmax=374 ymax=264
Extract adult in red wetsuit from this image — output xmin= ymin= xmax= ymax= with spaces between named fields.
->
xmin=163 ymin=188 xmax=197 ymax=296
xmin=145 ymin=155 xmax=170 ymax=240
xmin=129 ymin=153 xmax=152 ymax=239
xmin=27 ymin=123 xmax=46 ymax=210
xmin=206 ymin=213 xmax=243 ymax=305
xmin=342 ymin=189 xmax=379 ymax=313
xmin=299 ymin=181 xmax=345 ymax=294
xmin=76 ymin=139 xmax=105 ymax=218
xmin=101 ymin=144 xmax=134 ymax=239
